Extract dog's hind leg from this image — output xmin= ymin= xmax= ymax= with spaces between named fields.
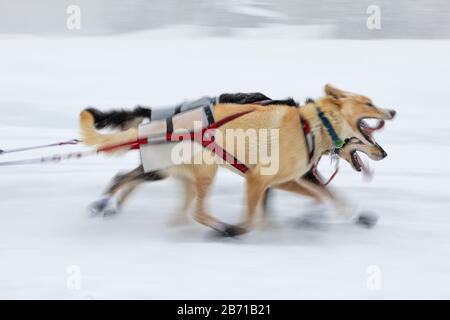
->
xmin=105 ymin=165 xmax=146 ymax=196
xmin=115 ymin=169 xmax=168 ymax=208
xmin=89 ymin=165 xmax=167 ymax=217
xmin=185 ymin=164 xmax=229 ymax=233
xmin=237 ymin=175 xmax=271 ymax=235
xmin=89 ymin=166 xmax=145 ymax=217
xmin=219 ymin=173 xmax=271 ymax=237
xmin=116 ymin=181 xmax=142 ymax=208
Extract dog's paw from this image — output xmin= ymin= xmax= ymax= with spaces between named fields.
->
xmin=102 ymin=201 xmax=120 ymax=218
xmin=88 ymin=197 xmax=120 ymax=218
xmin=217 ymin=224 xmax=247 ymax=238
xmin=88 ymin=197 xmax=110 ymax=217
xmin=355 ymin=212 xmax=379 ymax=228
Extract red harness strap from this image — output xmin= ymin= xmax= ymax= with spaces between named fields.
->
xmin=165 ymin=110 xmax=254 ymax=174
xmin=311 ymin=155 xmax=340 ymax=186
xmin=100 ymin=138 xmax=149 ymax=153
xmin=300 ymin=116 xmax=315 ymax=164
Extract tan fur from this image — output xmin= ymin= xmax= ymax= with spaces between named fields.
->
xmin=80 ymin=111 xmax=138 ymax=149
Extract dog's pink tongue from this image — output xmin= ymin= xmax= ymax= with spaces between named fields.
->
xmin=363 ymin=120 xmax=385 ymax=134
xmin=355 ymin=152 xmax=374 ymax=181
xmin=362 ymin=161 xmax=373 ymax=181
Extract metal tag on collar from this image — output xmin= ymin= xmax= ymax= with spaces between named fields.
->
xmin=330 ymin=148 xmax=340 ymax=167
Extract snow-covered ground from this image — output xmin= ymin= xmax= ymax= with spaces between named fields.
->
xmin=0 ymin=31 xmax=449 ymax=299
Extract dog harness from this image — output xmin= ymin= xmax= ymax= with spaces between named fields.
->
xmin=137 ymin=105 xmax=252 ymax=175
xmin=149 ymin=96 xmax=219 ymax=122
xmin=137 ymin=94 xmax=299 ymax=175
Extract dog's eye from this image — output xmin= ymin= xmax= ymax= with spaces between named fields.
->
xmin=366 ymin=102 xmax=374 ymax=107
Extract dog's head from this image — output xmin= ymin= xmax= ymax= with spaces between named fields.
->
xmin=337 ymin=137 xmax=387 ymax=175
xmin=323 ymin=84 xmax=396 ymax=146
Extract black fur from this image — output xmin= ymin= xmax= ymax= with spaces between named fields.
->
xmin=259 ymin=98 xmax=298 ymax=107
xmin=220 ymin=93 xmax=299 ymax=107
xmin=219 ymin=92 xmax=271 ymax=104
xmin=141 ymin=170 xmax=167 ymax=182
xmin=303 ymin=170 xmax=321 ymax=184
xmin=86 ymin=106 xmax=152 ymax=130
xmin=86 ymin=93 xmax=300 ymax=131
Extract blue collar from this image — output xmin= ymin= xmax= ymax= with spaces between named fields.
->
xmin=316 ymin=107 xmax=344 ymax=149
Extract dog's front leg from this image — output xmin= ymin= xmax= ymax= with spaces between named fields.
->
xmin=295 ymin=179 xmax=353 ymax=219
xmin=273 ymin=180 xmax=324 ymax=203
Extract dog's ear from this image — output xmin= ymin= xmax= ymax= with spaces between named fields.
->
xmin=322 ymin=96 xmax=342 ymax=108
xmin=325 ymin=84 xmax=347 ymax=98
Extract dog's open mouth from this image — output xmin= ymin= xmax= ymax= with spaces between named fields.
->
xmin=358 ymin=119 xmax=385 ymax=144
xmin=350 ymin=150 xmax=372 ymax=177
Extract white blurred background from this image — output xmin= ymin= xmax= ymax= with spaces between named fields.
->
xmin=0 ymin=0 xmax=449 ymax=299
xmin=1 ymin=0 xmax=450 ymax=38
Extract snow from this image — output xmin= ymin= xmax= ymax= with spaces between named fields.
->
xmin=0 ymin=31 xmax=450 ymax=299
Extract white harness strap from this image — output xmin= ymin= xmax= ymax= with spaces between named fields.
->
xmin=138 ymin=106 xmax=216 ymax=172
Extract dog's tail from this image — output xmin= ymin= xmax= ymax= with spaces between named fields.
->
xmin=85 ymin=106 xmax=152 ymax=130
xmin=80 ymin=110 xmax=139 ymax=152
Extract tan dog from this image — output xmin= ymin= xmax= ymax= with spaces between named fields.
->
xmin=80 ymin=85 xmax=396 ymax=235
